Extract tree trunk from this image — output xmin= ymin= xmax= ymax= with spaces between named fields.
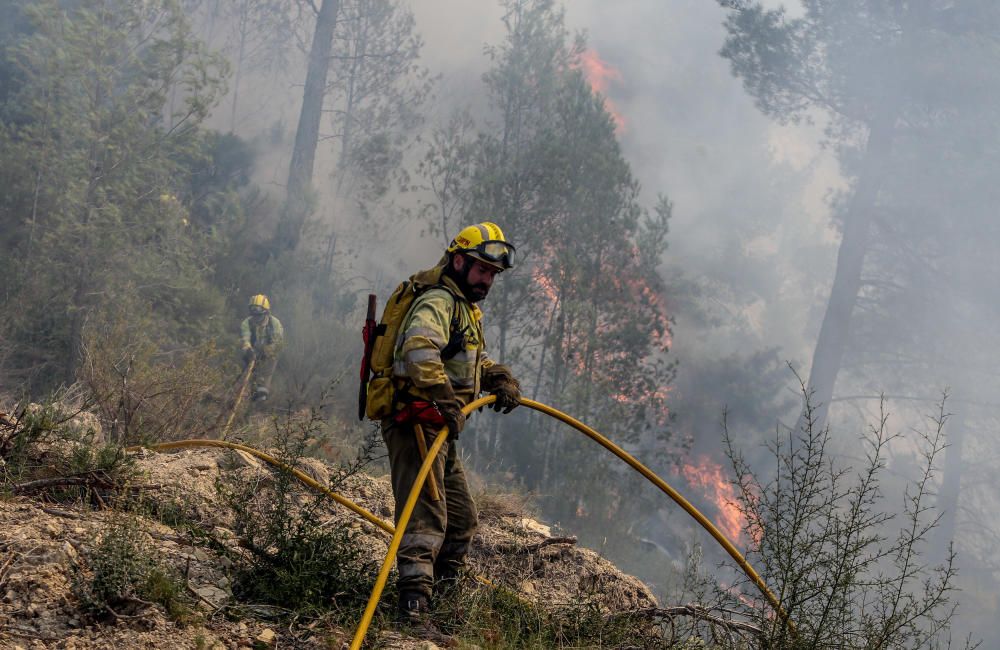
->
xmin=335 ymin=7 xmax=366 ymax=194
xmin=799 ymin=112 xmax=895 ymax=431
xmin=278 ymin=0 xmax=341 ymax=252
xmin=229 ymin=7 xmax=247 ymax=133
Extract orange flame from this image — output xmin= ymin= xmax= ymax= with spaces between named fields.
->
xmin=576 ymin=49 xmax=626 ymax=133
xmin=680 ymin=455 xmax=744 ymax=543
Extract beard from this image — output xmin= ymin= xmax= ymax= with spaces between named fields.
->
xmin=465 ymin=282 xmax=490 ymax=303
xmin=445 ymin=258 xmax=490 ymax=303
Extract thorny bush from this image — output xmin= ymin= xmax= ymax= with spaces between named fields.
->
xmin=720 ymin=375 xmax=971 ymax=649
xmin=218 ymin=400 xmax=382 ymax=618
xmin=1 ymin=388 xmax=139 ymax=501
xmin=79 ymin=305 xmax=227 ymax=446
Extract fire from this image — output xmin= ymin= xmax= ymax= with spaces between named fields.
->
xmin=576 ymin=49 xmax=626 ymax=133
xmin=680 ymin=455 xmax=744 ymax=542
xmin=532 ymin=265 xmax=559 ymax=305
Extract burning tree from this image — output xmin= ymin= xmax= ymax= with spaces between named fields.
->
xmin=417 ymin=0 xmax=679 ymax=560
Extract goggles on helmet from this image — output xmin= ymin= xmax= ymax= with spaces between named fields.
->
xmin=465 ymin=239 xmax=516 ymax=270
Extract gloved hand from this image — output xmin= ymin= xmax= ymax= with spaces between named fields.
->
xmin=481 ymin=364 xmax=521 ymax=414
xmin=242 ymin=346 xmax=256 ymax=364
xmin=490 ymin=381 xmax=521 ymax=414
xmin=425 ymin=382 xmax=465 ymax=439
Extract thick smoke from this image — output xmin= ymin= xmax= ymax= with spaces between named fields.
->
xmin=191 ymin=0 xmax=996 ymax=639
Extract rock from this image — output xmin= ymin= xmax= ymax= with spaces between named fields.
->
xmin=231 ymin=450 xmax=263 ymax=470
xmin=62 ymin=541 xmax=78 ymax=562
xmin=213 ymin=526 xmax=236 ymax=541
xmin=299 ymin=458 xmax=330 ymax=486
xmin=193 ymin=585 xmax=229 ymax=608
xmin=67 ymin=411 xmax=103 ymax=443
xmin=520 ymin=517 xmax=551 ymax=537
xmin=255 ymin=628 xmax=276 ymax=646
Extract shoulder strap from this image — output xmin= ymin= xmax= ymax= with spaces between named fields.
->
xmin=437 ymin=287 xmax=468 ymax=361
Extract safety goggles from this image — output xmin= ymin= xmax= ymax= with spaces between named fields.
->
xmin=249 ymin=306 xmax=268 ymax=316
xmin=468 ymin=240 xmax=516 ymax=270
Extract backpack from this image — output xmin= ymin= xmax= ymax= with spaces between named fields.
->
xmin=364 ymin=268 xmax=462 ymax=420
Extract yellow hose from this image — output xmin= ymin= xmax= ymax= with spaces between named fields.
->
xmin=350 ymin=410 xmax=459 ymax=650
xmin=519 ymin=398 xmax=791 ymax=629
xmin=126 ymin=439 xmax=393 ymax=535
xmin=131 ymin=398 xmax=791 ymax=644
xmin=348 ymin=396 xmax=792 ymax=648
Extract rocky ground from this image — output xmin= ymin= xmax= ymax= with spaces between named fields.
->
xmin=1 ymin=444 xmax=658 ymax=649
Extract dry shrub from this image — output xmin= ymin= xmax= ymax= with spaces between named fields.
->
xmin=79 ymin=307 xmax=228 ymax=445
xmin=475 ymin=487 xmax=535 ymax=524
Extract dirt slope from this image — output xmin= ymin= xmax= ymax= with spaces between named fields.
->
xmin=1 ymin=446 xmax=657 ymax=649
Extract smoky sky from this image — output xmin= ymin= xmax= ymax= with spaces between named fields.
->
xmin=194 ymin=0 xmax=999 ymax=637
xmin=411 ymin=0 xmax=843 ymax=372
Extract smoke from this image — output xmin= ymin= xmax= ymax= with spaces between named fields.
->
xmin=192 ymin=0 xmax=1000 ymax=639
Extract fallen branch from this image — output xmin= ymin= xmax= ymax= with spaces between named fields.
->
xmin=13 ymin=474 xmax=160 ymax=497
xmin=12 ymin=471 xmax=114 ymax=494
xmin=41 ymin=507 xmax=84 ymax=519
xmin=610 ymin=603 xmax=763 ymax=637
xmin=488 ymin=535 xmax=578 ymax=555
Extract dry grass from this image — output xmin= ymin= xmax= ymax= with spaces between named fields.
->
xmin=475 ymin=487 xmax=535 ymax=523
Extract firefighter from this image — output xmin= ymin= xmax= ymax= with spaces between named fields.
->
xmin=386 ymin=222 xmax=521 ymax=626
xmin=240 ymin=294 xmax=284 ymax=402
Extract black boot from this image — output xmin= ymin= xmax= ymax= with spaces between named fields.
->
xmin=397 ymin=590 xmax=430 ymax=624
xmin=397 ymin=590 xmax=454 ymax=645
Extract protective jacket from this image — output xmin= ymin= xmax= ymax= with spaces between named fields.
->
xmin=240 ymin=315 xmax=284 ymax=356
xmin=391 ymin=267 xmax=497 ymax=408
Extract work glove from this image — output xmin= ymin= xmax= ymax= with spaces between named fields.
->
xmin=242 ymin=346 xmax=256 ymax=364
xmin=425 ymin=382 xmax=466 ymax=440
xmin=481 ymin=364 xmax=521 ymax=414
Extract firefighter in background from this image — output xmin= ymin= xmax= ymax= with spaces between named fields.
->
xmin=240 ymin=294 xmax=284 ymax=402
xmin=385 ymin=222 xmax=521 ymax=625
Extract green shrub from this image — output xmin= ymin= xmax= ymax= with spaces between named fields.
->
xmin=0 ymin=402 xmax=62 ymax=483
xmin=73 ymin=514 xmax=191 ymax=622
xmin=440 ymin=582 xmax=667 ymax=649
xmin=219 ymin=408 xmax=378 ymax=617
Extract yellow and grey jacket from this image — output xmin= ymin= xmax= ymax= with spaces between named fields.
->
xmin=393 ymin=272 xmax=495 ymax=407
xmin=240 ymin=315 xmax=285 ymax=356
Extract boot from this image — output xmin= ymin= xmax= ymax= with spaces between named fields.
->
xmin=397 ymin=590 xmax=455 ymax=645
xmin=397 ymin=590 xmax=430 ymax=624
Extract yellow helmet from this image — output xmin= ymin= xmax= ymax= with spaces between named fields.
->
xmin=248 ymin=294 xmax=270 ymax=314
xmin=446 ymin=222 xmax=516 ymax=270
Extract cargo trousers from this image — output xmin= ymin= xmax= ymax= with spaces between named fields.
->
xmin=382 ymin=420 xmax=479 ymax=598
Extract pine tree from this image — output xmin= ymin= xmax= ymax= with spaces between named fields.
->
xmin=0 ymin=0 xmax=228 ymax=389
